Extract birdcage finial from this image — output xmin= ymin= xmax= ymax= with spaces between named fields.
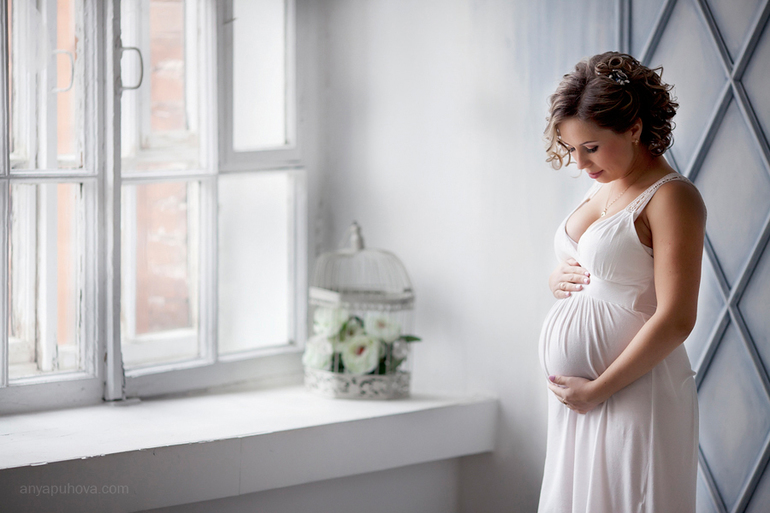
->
xmin=348 ymin=221 xmax=364 ymax=251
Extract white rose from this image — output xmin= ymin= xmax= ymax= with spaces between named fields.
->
xmin=302 ymin=335 xmax=334 ymax=370
xmin=313 ymin=307 xmax=349 ymax=337
xmin=364 ymin=313 xmax=401 ymax=343
xmin=340 ymin=317 xmax=364 ymax=341
xmin=341 ymin=335 xmax=381 ymax=375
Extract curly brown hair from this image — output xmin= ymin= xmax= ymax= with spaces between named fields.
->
xmin=544 ymin=52 xmax=678 ymax=169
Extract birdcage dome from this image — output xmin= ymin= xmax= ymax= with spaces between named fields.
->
xmin=310 ymin=222 xmax=414 ymax=312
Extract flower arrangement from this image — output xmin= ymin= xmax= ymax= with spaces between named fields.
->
xmin=303 ymin=307 xmax=420 ymax=376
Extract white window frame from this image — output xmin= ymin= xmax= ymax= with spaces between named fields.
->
xmin=117 ymin=0 xmax=307 ymax=399
xmin=0 ymin=0 xmax=104 ymax=414
xmin=0 ymin=0 xmax=307 ymax=414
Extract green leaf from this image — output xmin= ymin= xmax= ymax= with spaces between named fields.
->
xmin=399 ymin=335 xmax=421 ymax=342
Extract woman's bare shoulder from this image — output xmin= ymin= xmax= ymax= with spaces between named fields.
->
xmin=645 ymin=178 xmax=707 ymax=232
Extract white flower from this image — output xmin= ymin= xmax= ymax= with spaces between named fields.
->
xmin=340 ymin=317 xmax=364 ymax=341
xmin=313 ymin=307 xmax=349 ymax=337
xmin=364 ymin=313 xmax=401 ymax=343
xmin=302 ymin=335 xmax=334 ymax=370
xmin=341 ymin=335 xmax=381 ymax=375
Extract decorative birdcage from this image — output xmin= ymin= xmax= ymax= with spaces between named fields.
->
xmin=303 ymin=222 xmax=418 ymax=399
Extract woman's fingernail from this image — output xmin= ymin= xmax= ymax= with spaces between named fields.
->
xmin=548 ymin=376 xmax=556 ymax=382
xmin=576 ymin=285 xmax=582 ymax=290
xmin=585 ymin=272 xmax=590 ymax=276
xmin=565 ymin=292 xmax=571 ymax=297
xmin=584 ymin=278 xmax=590 ymax=283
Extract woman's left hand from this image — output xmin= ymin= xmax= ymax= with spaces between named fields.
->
xmin=547 ymin=375 xmax=603 ymax=414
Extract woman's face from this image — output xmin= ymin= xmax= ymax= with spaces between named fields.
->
xmin=557 ymin=117 xmax=640 ymax=182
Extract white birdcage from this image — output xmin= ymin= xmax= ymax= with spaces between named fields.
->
xmin=303 ymin=222 xmax=418 ymax=399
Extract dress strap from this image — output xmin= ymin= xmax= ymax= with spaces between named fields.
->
xmin=627 ymin=172 xmax=691 ymax=219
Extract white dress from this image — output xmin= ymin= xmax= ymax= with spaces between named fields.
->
xmin=538 ymin=173 xmax=699 ymax=513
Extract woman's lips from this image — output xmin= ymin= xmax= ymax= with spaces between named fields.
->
xmin=588 ymin=170 xmax=603 ymax=179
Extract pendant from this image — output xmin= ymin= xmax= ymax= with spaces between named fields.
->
xmin=600 ymin=210 xmax=607 ymax=217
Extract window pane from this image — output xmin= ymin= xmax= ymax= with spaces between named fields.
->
xmin=121 ymin=181 xmax=200 ymax=368
xmin=232 ymin=0 xmax=287 ymax=151
xmin=121 ymin=0 xmax=201 ymax=173
xmin=9 ymin=183 xmax=83 ymax=379
xmin=8 ymin=0 xmax=84 ymax=170
xmin=218 ymin=173 xmax=290 ymax=354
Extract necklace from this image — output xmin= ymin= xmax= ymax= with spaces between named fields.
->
xmin=601 ymin=174 xmax=642 ymax=217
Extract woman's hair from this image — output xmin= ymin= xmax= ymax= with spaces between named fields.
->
xmin=544 ymin=52 xmax=678 ymax=169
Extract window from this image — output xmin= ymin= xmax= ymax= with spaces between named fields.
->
xmin=0 ymin=0 xmax=306 ymax=414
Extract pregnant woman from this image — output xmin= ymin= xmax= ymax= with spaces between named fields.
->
xmin=538 ymin=52 xmax=706 ymax=513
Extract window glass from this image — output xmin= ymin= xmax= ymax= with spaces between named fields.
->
xmin=121 ymin=181 xmax=201 ymax=368
xmin=232 ymin=0 xmax=287 ymax=151
xmin=218 ymin=173 xmax=290 ymax=354
xmin=121 ymin=0 xmax=201 ymax=173
xmin=8 ymin=0 xmax=84 ymax=170
xmin=9 ymin=182 xmax=83 ymax=379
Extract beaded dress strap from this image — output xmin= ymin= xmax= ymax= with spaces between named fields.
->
xmin=627 ymin=173 xmax=691 ymax=219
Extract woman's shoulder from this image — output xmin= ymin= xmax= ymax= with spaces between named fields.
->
xmin=646 ymin=174 xmax=707 ymax=226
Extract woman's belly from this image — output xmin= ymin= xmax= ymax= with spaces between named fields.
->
xmin=539 ymin=295 xmax=647 ymax=379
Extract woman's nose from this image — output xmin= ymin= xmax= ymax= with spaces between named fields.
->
xmin=574 ymin=152 xmax=587 ymax=169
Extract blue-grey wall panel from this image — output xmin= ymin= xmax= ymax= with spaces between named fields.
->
xmin=746 ymin=460 xmax=770 ymax=513
xmin=698 ymin=323 xmax=770 ymax=511
xmin=740 ymin=245 xmax=770 ymax=376
xmin=649 ymin=0 xmax=727 ymax=169
xmin=634 ymin=1 xmax=770 ymax=511
xmin=696 ymin=469 xmax=721 ymax=513
xmin=746 ymin=465 xmax=770 ymax=513
xmin=694 ymin=100 xmax=770 ymax=286
xmin=630 ymin=0 xmax=667 ymax=56
xmin=704 ymin=0 xmax=763 ymax=61
xmin=743 ymin=22 xmax=770 ymax=145
xmin=685 ymin=254 xmax=725 ymax=368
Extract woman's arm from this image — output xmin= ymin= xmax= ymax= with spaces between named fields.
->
xmin=548 ymin=180 xmax=707 ymax=413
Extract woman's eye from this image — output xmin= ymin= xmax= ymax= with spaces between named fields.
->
xmin=568 ymin=147 xmax=576 ymax=153
xmin=586 ymin=146 xmax=598 ymax=154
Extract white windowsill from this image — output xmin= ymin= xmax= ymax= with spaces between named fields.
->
xmin=0 ymin=384 xmax=498 ymax=513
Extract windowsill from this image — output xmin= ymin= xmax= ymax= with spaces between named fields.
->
xmin=0 ymin=383 xmax=498 ymax=513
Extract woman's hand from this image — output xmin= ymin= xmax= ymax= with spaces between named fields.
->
xmin=549 ymin=258 xmax=591 ymax=299
xmin=547 ymin=375 xmax=603 ymax=414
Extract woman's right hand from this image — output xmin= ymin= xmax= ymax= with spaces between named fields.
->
xmin=549 ymin=258 xmax=590 ymax=299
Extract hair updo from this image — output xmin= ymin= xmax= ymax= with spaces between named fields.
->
xmin=544 ymin=52 xmax=678 ymax=169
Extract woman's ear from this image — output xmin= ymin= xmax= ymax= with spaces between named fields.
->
xmin=629 ymin=118 xmax=643 ymax=142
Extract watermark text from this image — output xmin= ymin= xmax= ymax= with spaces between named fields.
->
xmin=19 ymin=483 xmax=129 ymax=496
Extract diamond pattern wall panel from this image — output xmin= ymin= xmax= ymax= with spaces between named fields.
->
xmin=649 ymin=0 xmax=727 ymax=169
xmin=696 ymin=469 xmax=720 ymax=513
xmin=704 ymin=0 xmax=763 ymax=61
xmin=740 ymin=245 xmax=770 ymax=376
xmin=630 ymin=0 xmax=667 ymax=56
xmin=694 ymin=100 xmax=770 ymax=286
xmin=698 ymin=324 xmax=770 ymax=510
xmin=743 ymin=22 xmax=770 ymax=145
xmin=684 ymin=254 xmax=724 ymax=368
xmin=628 ymin=0 xmax=770 ymax=511
xmin=746 ymin=460 xmax=770 ymax=513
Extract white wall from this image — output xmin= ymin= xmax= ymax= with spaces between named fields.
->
xmin=147 ymin=1 xmax=618 ymax=511
xmin=312 ymin=1 xmax=616 ymax=511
